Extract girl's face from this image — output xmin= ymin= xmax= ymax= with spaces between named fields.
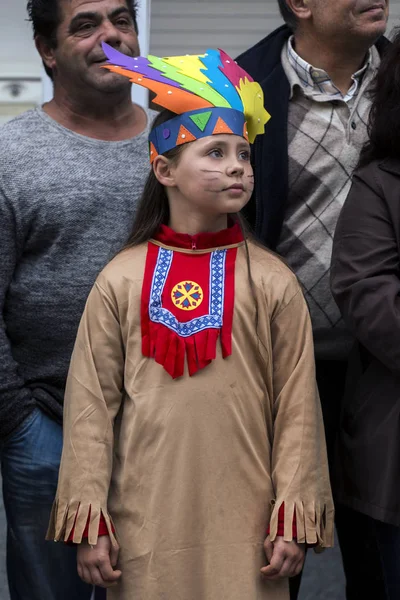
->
xmin=156 ymin=134 xmax=254 ymax=224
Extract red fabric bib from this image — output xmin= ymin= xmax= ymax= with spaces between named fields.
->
xmin=141 ymin=222 xmax=244 ymax=379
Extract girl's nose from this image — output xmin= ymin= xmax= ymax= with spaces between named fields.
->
xmin=227 ymin=161 xmax=244 ymax=176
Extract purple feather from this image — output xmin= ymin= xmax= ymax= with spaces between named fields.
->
xmin=101 ymin=42 xmax=180 ymax=88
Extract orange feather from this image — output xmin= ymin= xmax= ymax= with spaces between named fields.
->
xmin=103 ymin=65 xmax=214 ymax=114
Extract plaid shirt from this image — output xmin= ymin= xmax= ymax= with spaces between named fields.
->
xmin=277 ymin=39 xmax=380 ymax=360
xmin=286 ymin=36 xmax=371 ymax=103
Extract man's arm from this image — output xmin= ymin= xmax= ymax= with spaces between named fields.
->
xmin=0 ymin=184 xmax=33 ymax=438
xmin=331 ymin=168 xmax=400 ymax=375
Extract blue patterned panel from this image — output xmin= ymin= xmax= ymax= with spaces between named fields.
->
xmin=149 ymin=248 xmax=226 ymax=337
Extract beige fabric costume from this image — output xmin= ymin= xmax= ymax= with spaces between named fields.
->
xmin=48 ymin=240 xmax=334 ymax=600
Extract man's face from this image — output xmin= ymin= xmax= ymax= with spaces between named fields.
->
xmin=48 ymin=0 xmax=140 ymax=94
xmin=307 ymin=0 xmax=389 ymax=43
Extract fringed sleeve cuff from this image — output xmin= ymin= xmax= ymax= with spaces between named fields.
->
xmin=46 ymin=499 xmax=118 ymax=548
xmin=268 ymin=499 xmax=334 ymax=549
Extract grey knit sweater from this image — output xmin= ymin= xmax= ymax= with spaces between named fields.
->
xmin=0 ymin=107 xmax=155 ymax=439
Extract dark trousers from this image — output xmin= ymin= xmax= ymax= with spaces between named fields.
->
xmin=336 ymin=504 xmax=394 ymax=600
xmin=289 ymin=360 xmax=387 ymax=600
xmin=371 ymin=516 xmax=400 ymax=599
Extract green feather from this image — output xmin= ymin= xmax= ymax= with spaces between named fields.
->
xmin=148 ymin=55 xmax=230 ymax=108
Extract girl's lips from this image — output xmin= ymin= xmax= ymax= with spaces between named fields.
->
xmin=225 ymin=186 xmax=246 ymax=196
xmin=226 ymin=184 xmax=244 ymax=190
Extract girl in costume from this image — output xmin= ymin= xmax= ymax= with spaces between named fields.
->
xmin=48 ymin=44 xmax=334 ymax=600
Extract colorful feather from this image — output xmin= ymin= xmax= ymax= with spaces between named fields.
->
xmin=237 ymin=78 xmax=271 ymax=143
xmin=162 ymin=55 xmax=210 ymax=85
xmin=218 ymin=49 xmax=254 ymax=87
xmin=101 ymin=42 xmax=270 ymax=144
xmin=146 ymin=54 xmax=230 ymax=108
xmin=198 ymin=49 xmax=242 ymax=111
xmin=101 ymin=44 xmax=180 ymax=89
xmin=103 ymin=65 xmax=213 ymax=113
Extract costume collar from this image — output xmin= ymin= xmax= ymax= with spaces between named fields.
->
xmin=153 ymin=221 xmax=244 ymax=251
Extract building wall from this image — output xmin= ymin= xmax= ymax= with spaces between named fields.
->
xmin=150 ymin=0 xmax=400 ymax=57
xmin=0 ymin=2 xmax=42 ymax=124
xmin=1 ymin=2 xmax=42 ymax=78
xmin=1 ymin=0 xmax=399 ymax=121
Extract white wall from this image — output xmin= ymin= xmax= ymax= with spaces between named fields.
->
xmin=0 ymin=2 xmax=41 ymax=124
xmin=150 ymin=0 xmax=400 ymax=58
xmin=0 ymin=1 xmax=42 ymax=78
xmin=150 ymin=0 xmax=282 ymax=57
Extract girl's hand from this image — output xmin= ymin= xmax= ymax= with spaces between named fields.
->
xmin=77 ymin=535 xmax=122 ymax=588
xmin=261 ymin=535 xmax=305 ymax=580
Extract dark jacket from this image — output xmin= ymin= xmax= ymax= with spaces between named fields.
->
xmin=236 ymin=26 xmax=390 ymax=249
xmin=331 ymin=159 xmax=400 ymax=525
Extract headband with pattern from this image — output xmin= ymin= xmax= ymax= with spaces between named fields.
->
xmin=101 ymin=43 xmax=271 ymax=163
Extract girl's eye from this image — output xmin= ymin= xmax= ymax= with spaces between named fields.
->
xmin=208 ymin=149 xmax=222 ymax=158
xmin=239 ymin=150 xmax=251 ymax=161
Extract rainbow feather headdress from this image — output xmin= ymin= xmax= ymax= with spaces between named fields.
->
xmin=101 ymin=43 xmax=271 ymax=163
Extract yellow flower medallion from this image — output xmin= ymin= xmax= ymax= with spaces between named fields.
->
xmin=171 ymin=281 xmax=203 ymax=311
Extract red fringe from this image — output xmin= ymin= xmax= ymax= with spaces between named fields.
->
xmin=142 ymin=322 xmax=221 ymax=378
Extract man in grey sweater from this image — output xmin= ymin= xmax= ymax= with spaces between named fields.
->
xmin=0 ymin=1 xmax=155 ymax=598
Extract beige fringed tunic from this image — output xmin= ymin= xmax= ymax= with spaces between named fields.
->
xmin=48 ymin=240 xmax=334 ymax=600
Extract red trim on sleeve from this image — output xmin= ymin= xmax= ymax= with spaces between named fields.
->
xmin=67 ymin=508 xmax=114 ymax=543
xmin=267 ymin=502 xmax=297 ymax=538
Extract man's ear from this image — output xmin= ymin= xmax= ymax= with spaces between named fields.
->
xmin=153 ymin=155 xmax=177 ymax=187
xmin=285 ymin=0 xmax=312 ymax=21
xmin=35 ymin=36 xmax=57 ymax=75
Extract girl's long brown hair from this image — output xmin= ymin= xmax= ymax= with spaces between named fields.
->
xmin=125 ymin=109 xmax=183 ymax=248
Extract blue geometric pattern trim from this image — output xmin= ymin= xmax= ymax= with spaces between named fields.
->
xmin=149 ymin=248 xmax=226 ymax=337
xmin=149 ymin=107 xmax=246 ymax=158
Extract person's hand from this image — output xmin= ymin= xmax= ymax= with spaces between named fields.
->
xmin=261 ymin=535 xmax=305 ymax=580
xmin=77 ymin=535 xmax=122 ymax=588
